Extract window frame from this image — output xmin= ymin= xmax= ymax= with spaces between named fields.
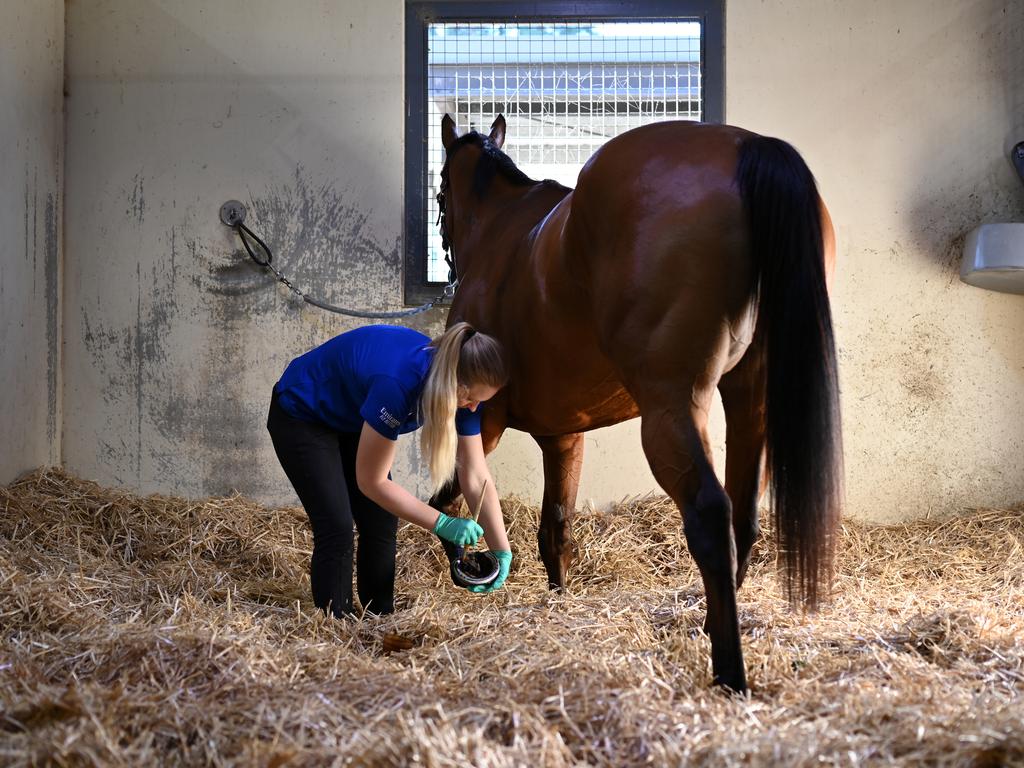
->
xmin=403 ymin=0 xmax=725 ymax=306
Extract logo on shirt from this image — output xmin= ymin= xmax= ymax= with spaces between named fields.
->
xmin=379 ymin=407 xmax=400 ymax=429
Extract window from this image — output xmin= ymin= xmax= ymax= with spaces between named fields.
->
xmin=404 ymin=1 xmax=724 ymax=305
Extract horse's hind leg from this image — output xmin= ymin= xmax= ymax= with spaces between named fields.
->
xmin=718 ymin=347 xmax=767 ymax=590
xmin=640 ymin=398 xmax=746 ymax=692
xmin=534 ymin=432 xmax=584 ymax=590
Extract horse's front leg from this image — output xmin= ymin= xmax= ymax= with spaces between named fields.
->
xmin=534 ymin=433 xmax=584 ymax=590
xmin=428 ymin=475 xmax=465 ymax=564
xmin=429 ymin=397 xmax=508 ymax=563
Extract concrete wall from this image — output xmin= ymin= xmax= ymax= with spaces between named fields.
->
xmin=63 ymin=0 xmax=425 ymax=500
xmin=725 ymin=0 xmax=1024 ymax=519
xmin=0 ymin=1 xmax=64 ymax=484
xmin=61 ymin=0 xmax=1024 ymax=520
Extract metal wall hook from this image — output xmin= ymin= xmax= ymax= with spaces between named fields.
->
xmin=219 ymin=200 xmax=247 ymax=227
xmin=218 ymin=199 xmax=454 ymax=317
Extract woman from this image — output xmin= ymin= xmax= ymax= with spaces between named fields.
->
xmin=267 ymin=322 xmax=511 ymax=618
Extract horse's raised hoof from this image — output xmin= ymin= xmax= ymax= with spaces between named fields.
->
xmin=450 ymin=550 xmax=501 ymax=589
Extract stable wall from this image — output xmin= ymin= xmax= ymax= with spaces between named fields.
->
xmin=63 ymin=1 xmax=425 ymax=500
xmin=726 ymin=0 xmax=1024 ymax=519
xmin=61 ymin=0 xmax=1024 ymax=520
xmin=0 ymin=1 xmax=64 ymax=484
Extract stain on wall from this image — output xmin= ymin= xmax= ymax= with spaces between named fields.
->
xmin=45 ymin=192 xmax=60 ymax=447
xmin=0 ymin=0 xmax=64 ymax=484
xmin=127 ymin=174 xmax=145 ymax=224
xmin=200 ymin=168 xmax=401 ymax=311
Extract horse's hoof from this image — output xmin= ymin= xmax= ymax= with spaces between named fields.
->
xmin=450 ymin=551 xmax=500 ymax=588
xmin=712 ymin=675 xmax=748 ymax=695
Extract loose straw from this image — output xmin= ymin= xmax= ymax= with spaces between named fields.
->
xmin=1 ymin=468 xmax=1022 ymax=767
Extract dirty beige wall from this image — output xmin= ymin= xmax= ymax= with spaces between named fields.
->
xmin=0 ymin=1 xmax=64 ymax=484
xmin=63 ymin=0 xmax=436 ymax=502
xmin=725 ymin=0 xmax=1024 ymax=520
xmin=63 ymin=1 xmax=1024 ymax=520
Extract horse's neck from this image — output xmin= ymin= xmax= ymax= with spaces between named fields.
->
xmin=464 ymin=181 xmax=569 ymax=257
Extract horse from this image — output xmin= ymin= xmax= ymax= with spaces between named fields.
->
xmin=429 ymin=113 xmax=842 ymax=693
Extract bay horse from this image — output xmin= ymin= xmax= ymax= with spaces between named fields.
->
xmin=430 ymin=114 xmax=842 ymax=692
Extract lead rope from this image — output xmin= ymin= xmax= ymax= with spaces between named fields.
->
xmin=220 ymin=200 xmax=456 ymax=319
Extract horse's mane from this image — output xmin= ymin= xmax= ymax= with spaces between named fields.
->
xmin=446 ymin=131 xmax=535 ymax=198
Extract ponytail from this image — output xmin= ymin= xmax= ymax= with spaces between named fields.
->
xmin=420 ymin=322 xmax=508 ymax=494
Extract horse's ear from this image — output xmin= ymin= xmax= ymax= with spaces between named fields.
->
xmin=488 ymin=114 xmax=506 ymax=149
xmin=441 ymin=114 xmax=460 ymax=150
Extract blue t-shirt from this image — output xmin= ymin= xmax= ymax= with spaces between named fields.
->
xmin=274 ymin=325 xmax=482 ymax=440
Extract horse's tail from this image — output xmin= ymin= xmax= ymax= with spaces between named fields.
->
xmin=735 ymin=134 xmax=843 ymax=610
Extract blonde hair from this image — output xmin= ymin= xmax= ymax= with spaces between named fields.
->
xmin=420 ymin=322 xmax=508 ymax=494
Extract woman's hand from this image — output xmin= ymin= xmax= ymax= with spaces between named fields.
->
xmin=432 ymin=512 xmax=484 ymax=546
xmin=468 ymin=550 xmax=512 ymax=593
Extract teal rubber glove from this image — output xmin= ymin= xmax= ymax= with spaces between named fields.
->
xmin=469 ymin=550 xmax=512 ymax=593
xmin=432 ymin=512 xmax=484 ymax=546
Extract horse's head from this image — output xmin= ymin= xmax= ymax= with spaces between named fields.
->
xmin=436 ymin=114 xmax=533 ymax=280
xmin=439 ymin=112 xmax=508 ymax=196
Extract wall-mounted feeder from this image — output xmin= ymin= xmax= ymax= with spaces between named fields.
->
xmin=960 ymin=142 xmax=1024 ymax=295
xmin=960 ymin=223 xmax=1024 ymax=294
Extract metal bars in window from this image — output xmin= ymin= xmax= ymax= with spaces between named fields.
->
xmin=404 ymin=1 xmax=724 ymax=304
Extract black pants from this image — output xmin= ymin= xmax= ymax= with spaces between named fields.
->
xmin=267 ymin=390 xmax=398 ymax=617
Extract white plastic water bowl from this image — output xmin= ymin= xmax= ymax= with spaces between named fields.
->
xmin=960 ymin=223 xmax=1024 ymax=295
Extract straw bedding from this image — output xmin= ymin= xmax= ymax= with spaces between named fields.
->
xmin=1 ymin=468 xmax=1022 ymax=767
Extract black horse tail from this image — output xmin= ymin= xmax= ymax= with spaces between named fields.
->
xmin=735 ymin=134 xmax=843 ymax=610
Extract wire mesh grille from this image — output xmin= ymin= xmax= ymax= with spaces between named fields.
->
xmin=425 ymin=20 xmax=702 ymax=283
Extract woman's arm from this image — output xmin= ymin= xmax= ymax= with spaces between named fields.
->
xmin=354 ymin=422 xmax=442 ymax=530
xmin=456 ymin=433 xmax=509 ymax=552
